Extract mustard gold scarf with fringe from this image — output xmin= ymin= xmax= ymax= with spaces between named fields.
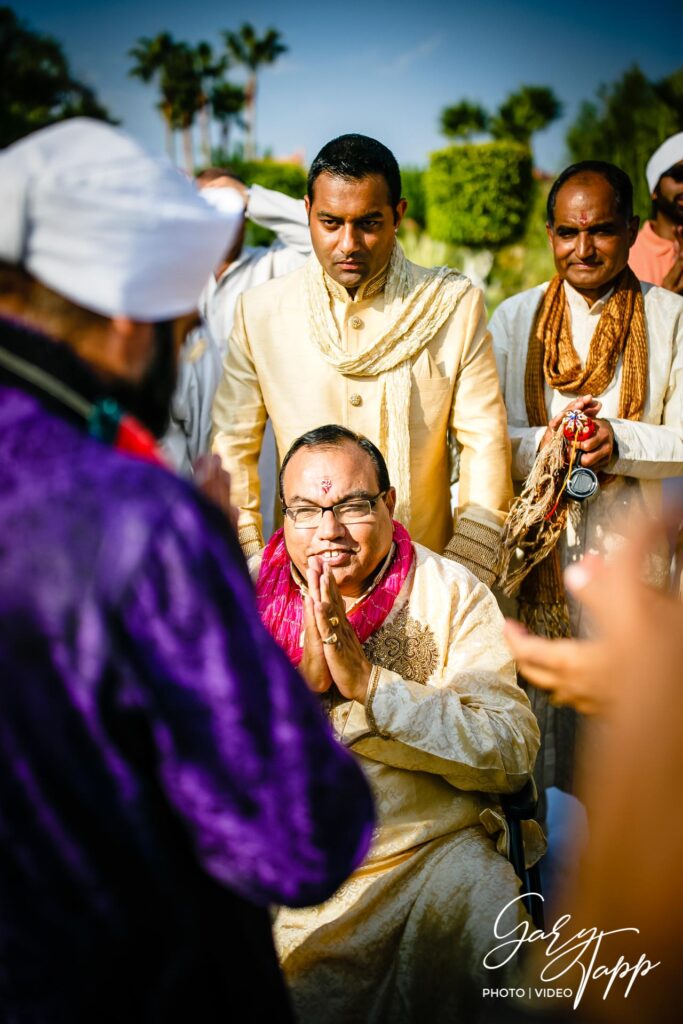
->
xmin=500 ymin=266 xmax=648 ymax=637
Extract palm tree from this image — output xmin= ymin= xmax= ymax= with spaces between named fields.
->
xmin=193 ymin=41 xmax=224 ymax=166
xmin=129 ymin=32 xmax=178 ymax=159
xmin=222 ymin=23 xmax=287 ymax=159
xmin=163 ymin=42 xmax=205 ymax=174
xmin=130 ymin=34 xmax=207 ymax=173
xmin=210 ymin=80 xmax=246 ymax=157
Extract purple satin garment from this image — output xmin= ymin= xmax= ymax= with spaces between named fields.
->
xmin=0 ymin=320 xmax=374 ymax=1023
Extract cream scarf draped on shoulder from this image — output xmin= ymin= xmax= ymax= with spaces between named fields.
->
xmin=303 ymin=242 xmax=471 ymax=525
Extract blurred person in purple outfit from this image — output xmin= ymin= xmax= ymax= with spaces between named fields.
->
xmin=0 ymin=119 xmax=374 ymax=1024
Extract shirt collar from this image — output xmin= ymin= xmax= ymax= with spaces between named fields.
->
xmin=563 ymin=278 xmax=615 ymax=315
xmin=322 ymin=257 xmax=391 ymax=304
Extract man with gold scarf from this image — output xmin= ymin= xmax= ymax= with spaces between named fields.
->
xmin=211 ymin=134 xmax=512 ymax=585
xmin=491 ymin=160 xmax=683 ymax=794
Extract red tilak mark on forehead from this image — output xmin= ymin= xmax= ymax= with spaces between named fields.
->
xmin=321 ymin=478 xmax=332 ymax=494
xmin=578 ymin=213 xmax=590 ymax=226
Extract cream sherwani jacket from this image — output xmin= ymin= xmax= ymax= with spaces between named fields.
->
xmin=249 ymin=543 xmax=540 ymax=1023
xmin=212 ymin=258 xmax=512 ymax=560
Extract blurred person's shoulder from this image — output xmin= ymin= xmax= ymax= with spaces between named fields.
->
xmin=239 ymin=262 xmax=308 ymax=320
xmin=83 ymin=442 xmax=236 ymax=557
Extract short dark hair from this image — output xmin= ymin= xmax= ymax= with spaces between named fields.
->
xmin=307 ymin=134 xmax=402 ymax=209
xmin=546 ymin=160 xmax=634 ymax=225
xmin=279 ymin=424 xmax=390 ymax=503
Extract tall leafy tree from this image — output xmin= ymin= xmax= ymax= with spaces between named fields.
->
xmin=193 ymin=41 xmax=224 ymax=166
xmin=489 ymin=85 xmax=562 ymax=145
xmin=439 ymin=85 xmax=561 ymax=157
xmin=130 ymin=33 xmax=208 ymax=172
xmin=129 ymin=32 xmax=179 ymax=159
xmin=0 ymin=5 xmax=113 ymax=148
xmin=164 ymin=42 xmax=205 ymax=174
xmin=567 ymin=65 xmax=683 ymax=219
xmin=439 ymin=100 xmax=488 ymax=141
xmin=211 ymin=80 xmax=246 ymax=157
xmin=222 ymin=23 xmax=287 ymax=159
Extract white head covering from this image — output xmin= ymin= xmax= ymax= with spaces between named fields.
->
xmin=0 ymin=118 xmax=240 ymax=321
xmin=200 ymin=185 xmax=247 ymax=219
xmin=646 ymin=132 xmax=683 ymax=194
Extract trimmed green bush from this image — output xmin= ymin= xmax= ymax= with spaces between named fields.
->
xmin=400 ymin=166 xmax=427 ymax=229
xmin=426 ymin=142 xmax=533 ymax=248
xmin=205 ymin=156 xmax=307 ymax=245
xmin=232 ymin=158 xmax=307 ymax=199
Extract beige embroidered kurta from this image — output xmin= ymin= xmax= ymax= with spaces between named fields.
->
xmin=211 ymin=258 xmax=512 ymax=565
xmin=491 ymin=280 xmax=683 ymax=788
xmin=491 ymin=280 xmax=683 ymax=631
xmin=251 ymin=543 xmax=540 ymax=1024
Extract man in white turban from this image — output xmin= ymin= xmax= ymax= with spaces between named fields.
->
xmin=630 ymin=131 xmax=683 ymax=294
xmin=0 ymin=119 xmax=374 ymax=1024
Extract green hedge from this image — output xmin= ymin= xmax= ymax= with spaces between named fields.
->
xmin=230 ymin=158 xmax=307 ymax=199
xmin=426 ymin=142 xmax=533 ymax=248
xmin=205 ymin=157 xmax=308 ymax=246
xmin=400 ymin=166 xmax=427 ymax=229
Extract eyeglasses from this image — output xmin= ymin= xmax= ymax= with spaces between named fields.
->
xmin=282 ymin=491 xmax=388 ymax=529
xmin=662 ymin=164 xmax=683 ymax=183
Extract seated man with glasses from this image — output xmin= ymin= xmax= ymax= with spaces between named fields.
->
xmin=252 ymin=424 xmax=540 ymax=1024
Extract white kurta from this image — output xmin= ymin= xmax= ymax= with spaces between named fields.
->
xmin=257 ymin=544 xmax=540 ymax=1023
xmin=492 ymin=279 xmax=683 ymax=791
xmin=162 ymin=323 xmax=222 ymax=477
xmin=491 ymin=280 xmax=683 ymax=636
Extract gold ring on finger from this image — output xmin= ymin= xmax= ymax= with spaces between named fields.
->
xmin=328 ymin=616 xmax=339 ymax=627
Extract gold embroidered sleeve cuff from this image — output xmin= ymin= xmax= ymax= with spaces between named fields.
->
xmin=443 ymin=518 xmax=502 ymax=588
xmin=238 ymin=522 xmax=264 ymax=559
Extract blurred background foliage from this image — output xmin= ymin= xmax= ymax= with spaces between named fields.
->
xmin=425 ymin=141 xmax=533 ymax=248
xmin=0 ymin=6 xmax=114 ymax=146
xmin=566 ymin=65 xmax=683 ymax=222
xmin=2 ymin=4 xmax=683 ymax=311
xmin=202 ymin=153 xmax=307 ymax=246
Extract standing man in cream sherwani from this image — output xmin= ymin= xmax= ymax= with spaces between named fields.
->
xmin=211 ymin=134 xmax=512 ymax=585
xmin=491 ymin=160 xmax=683 ymax=794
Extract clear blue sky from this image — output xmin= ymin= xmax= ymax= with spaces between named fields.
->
xmin=14 ymin=0 xmax=680 ymax=173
